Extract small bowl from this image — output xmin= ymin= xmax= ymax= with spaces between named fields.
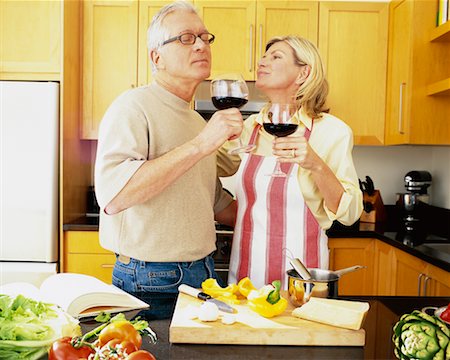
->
xmin=421 ymin=306 xmax=450 ymax=325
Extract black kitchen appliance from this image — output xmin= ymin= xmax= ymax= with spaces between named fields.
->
xmin=396 ymin=171 xmax=432 ymax=243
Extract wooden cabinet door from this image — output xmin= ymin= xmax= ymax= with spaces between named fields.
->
xmin=374 ymin=240 xmax=394 ymax=296
xmin=424 ymin=263 xmax=450 ymax=296
xmin=385 ymin=0 xmax=412 ymax=145
xmin=328 ymin=238 xmax=376 ymax=296
xmin=319 ymin=2 xmax=388 ymax=146
xmin=138 ymin=1 xmax=180 ymax=86
xmin=0 ymin=0 xmax=61 ymax=80
xmin=82 ymin=0 xmax=138 ymax=139
xmin=196 ymin=1 xmax=256 ymax=80
xmin=391 ymin=247 xmax=427 ymax=296
xmin=256 ymin=1 xmax=319 ymax=65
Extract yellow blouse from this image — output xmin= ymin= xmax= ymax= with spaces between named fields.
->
xmin=217 ymin=107 xmax=363 ymax=230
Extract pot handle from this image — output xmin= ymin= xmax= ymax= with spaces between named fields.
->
xmin=334 ymin=265 xmax=366 ymax=276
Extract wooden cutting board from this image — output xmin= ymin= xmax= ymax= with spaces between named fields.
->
xmin=169 ymin=292 xmax=365 ymax=346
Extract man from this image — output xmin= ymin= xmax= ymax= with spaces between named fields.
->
xmin=94 ymin=1 xmax=242 ymax=297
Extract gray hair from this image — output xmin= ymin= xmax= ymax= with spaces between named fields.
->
xmin=147 ymin=1 xmax=199 ymax=73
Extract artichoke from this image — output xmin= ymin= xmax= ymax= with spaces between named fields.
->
xmin=392 ymin=310 xmax=450 ymax=360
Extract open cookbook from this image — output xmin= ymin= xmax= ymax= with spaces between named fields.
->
xmin=0 ymin=273 xmax=149 ymax=319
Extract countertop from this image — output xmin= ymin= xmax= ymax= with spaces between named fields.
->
xmin=63 ymin=207 xmax=450 ymax=272
xmin=78 ymin=293 xmax=450 ymax=360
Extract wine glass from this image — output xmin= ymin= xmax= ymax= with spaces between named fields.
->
xmin=263 ymin=103 xmax=298 ymax=177
xmin=210 ymin=73 xmax=256 ymax=154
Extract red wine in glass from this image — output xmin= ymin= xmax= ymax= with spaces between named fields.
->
xmin=210 ymin=74 xmax=255 ymax=154
xmin=264 ymin=103 xmax=298 ymax=177
xmin=212 ymin=96 xmax=248 ymax=110
xmin=263 ymin=123 xmax=298 ymax=137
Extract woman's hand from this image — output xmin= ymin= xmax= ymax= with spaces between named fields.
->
xmin=273 ymin=135 xmax=323 ymax=172
xmin=273 ymin=134 xmax=344 ymax=214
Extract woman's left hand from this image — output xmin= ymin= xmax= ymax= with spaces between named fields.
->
xmin=273 ymin=135 xmax=322 ymax=172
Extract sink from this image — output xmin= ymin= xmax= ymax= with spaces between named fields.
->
xmin=416 ymin=242 xmax=450 ymax=263
xmin=422 ymin=243 xmax=450 ymax=255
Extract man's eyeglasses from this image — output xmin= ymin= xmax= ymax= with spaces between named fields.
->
xmin=161 ymin=33 xmax=215 ymax=46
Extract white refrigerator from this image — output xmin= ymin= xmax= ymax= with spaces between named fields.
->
xmin=0 ymin=81 xmax=59 ymax=286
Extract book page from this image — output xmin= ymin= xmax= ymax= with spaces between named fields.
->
xmin=39 ymin=273 xmax=147 ymax=317
xmin=0 ymin=282 xmax=41 ymax=300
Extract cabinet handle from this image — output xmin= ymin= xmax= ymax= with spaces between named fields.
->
xmin=424 ymin=275 xmax=431 ymax=296
xmin=398 ymin=83 xmax=405 ymax=134
xmin=417 ymin=273 xmax=424 ymax=296
xmin=249 ymin=25 xmax=254 ymax=72
xmin=258 ymin=24 xmax=263 ymax=62
xmin=101 ymin=264 xmax=114 ymax=268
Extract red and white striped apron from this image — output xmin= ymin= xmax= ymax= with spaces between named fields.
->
xmin=228 ymin=122 xmax=328 ymax=289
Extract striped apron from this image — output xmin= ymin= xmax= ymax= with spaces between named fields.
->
xmin=228 ymin=122 xmax=329 ymax=289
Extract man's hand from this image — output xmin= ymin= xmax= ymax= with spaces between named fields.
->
xmin=192 ymin=108 xmax=243 ymax=155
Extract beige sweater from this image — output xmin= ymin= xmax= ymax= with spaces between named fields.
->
xmin=95 ymin=82 xmax=232 ymax=262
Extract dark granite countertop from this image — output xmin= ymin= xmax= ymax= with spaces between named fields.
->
xmin=76 ymin=293 xmax=449 ymax=360
xmin=63 ymin=205 xmax=450 ymax=272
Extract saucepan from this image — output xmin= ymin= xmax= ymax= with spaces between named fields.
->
xmin=287 ymin=265 xmax=366 ymax=307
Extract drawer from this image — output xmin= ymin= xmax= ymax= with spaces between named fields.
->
xmin=65 ymin=253 xmax=116 ymax=284
xmin=65 ymin=231 xmax=111 ymax=254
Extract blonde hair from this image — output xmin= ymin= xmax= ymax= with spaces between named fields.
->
xmin=266 ymin=36 xmax=329 ymax=119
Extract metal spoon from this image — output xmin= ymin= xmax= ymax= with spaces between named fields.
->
xmin=289 ymin=258 xmax=312 ymax=280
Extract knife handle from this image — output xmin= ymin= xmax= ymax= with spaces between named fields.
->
xmin=178 ymin=284 xmax=212 ymax=300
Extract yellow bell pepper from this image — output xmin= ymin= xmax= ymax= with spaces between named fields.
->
xmin=247 ymin=280 xmax=288 ymax=318
xmin=201 ymin=278 xmax=239 ymax=303
xmin=248 ymin=295 xmax=288 ymax=318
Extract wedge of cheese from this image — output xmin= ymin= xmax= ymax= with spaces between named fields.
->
xmin=292 ymin=297 xmax=370 ymax=330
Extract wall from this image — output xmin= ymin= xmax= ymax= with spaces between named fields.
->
xmin=91 ymin=142 xmax=450 ymax=209
xmin=353 ymin=146 xmax=450 ymax=208
xmin=220 ymin=146 xmax=450 ymax=209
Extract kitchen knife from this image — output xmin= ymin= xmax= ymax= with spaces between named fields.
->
xmin=178 ymin=284 xmax=236 ymax=314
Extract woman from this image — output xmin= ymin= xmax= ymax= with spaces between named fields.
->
xmin=218 ymin=36 xmax=363 ymax=289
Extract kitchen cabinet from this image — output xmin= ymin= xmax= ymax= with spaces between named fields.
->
xmin=196 ymin=0 xmax=318 ymax=80
xmin=63 ymin=231 xmax=115 ymax=284
xmin=82 ymin=0 xmax=139 ymax=140
xmin=389 ymin=246 xmax=450 ymax=296
xmin=330 ymin=238 xmax=450 ymax=297
xmin=319 ymin=2 xmax=388 ymax=146
xmin=199 ymin=1 xmax=388 ymax=145
xmin=390 ymin=246 xmax=427 ymax=296
xmin=328 ymin=238 xmax=376 ymax=296
xmin=0 ymin=0 xmax=61 ymax=80
xmin=373 ymin=240 xmax=394 ymax=296
xmin=385 ymin=0 xmax=450 ymax=145
xmin=422 ymin=262 xmax=450 ymax=296
xmin=82 ymin=0 xmax=174 ymax=139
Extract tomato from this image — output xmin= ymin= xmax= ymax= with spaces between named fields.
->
xmin=103 ymin=338 xmax=139 ymax=354
xmin=98 ymin=320 xmax=142 ymax=349
xmin=48 ymin=337 xmax=94 ymax=360
xmin=126 ymin=350 xmax=157 ymax=360
xmin=440 ymin=304 xmax=450 ymax=322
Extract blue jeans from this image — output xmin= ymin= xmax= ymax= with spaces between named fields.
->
xmin=112 ymin=253 xmax=222 ymax=299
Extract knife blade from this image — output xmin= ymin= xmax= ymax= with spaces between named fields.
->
xmin=178 ymin=284 xmax=236 ymax=313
